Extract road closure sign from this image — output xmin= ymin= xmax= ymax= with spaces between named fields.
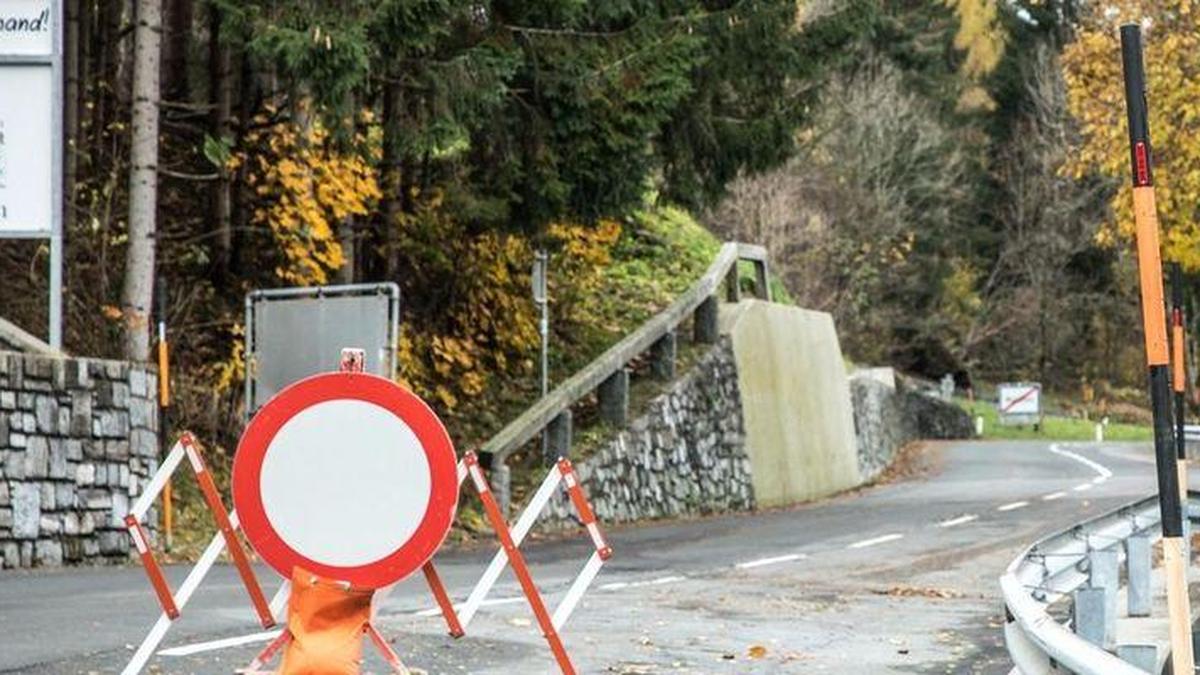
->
xmin=232 ymin=372 xmax=459 ymax=589
xmin=0 ymin=0 xmax=56 ymax=235
xmin=998 ymin=382 xmax=1041 ymax=426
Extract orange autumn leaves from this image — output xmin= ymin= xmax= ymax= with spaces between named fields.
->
xmin=1062 ymin=0 xmax=1200 ymax=270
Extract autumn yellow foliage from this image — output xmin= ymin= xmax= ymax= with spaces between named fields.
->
xmin=238 ymin=117 xmax=381 ymax=284
xmin=393 ymin=190 xmax=621 ymax=412
xmin=1062 ymin=1 xmax=1200 ymax=269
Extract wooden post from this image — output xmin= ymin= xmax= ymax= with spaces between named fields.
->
xmin=651 ymin=331 xmax=677 ymax=380
xmin=1120 ymin=24 xmax=1194 ymax=675
xmin=693 ymin=295 xmax=719 ymax=344
xmin=597 ymin=369 xmax=629 ymax=427
xmin=546 ymin=410 xmax=573 ymax=465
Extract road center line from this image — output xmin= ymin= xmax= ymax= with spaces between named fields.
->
xmin=1043 ymin=491 xmax=1067 ymax=501
xmin=847 ymin=533 xmax=903 ymax=549
xmin=735 ymin=553 xmax=806 ymax=569
xmin=1073 ymin=483 xmax=1093 ymax=492
xmin=938 ymin=514 xmax=978 ymax=528
xmin=997 ymin=501 xmax=1028 ymax=512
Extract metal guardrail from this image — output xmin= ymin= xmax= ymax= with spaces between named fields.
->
xmin=480 ymin=241 xmax=772 ymax=511
xmin=1002 ymin=492 xmax=1198 ymax=674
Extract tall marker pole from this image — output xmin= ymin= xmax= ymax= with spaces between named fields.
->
xmin=1173 ymin=263 xmax=1190 ymax=548
xmin=1120 ymin=24 xmax=1194 ymax=674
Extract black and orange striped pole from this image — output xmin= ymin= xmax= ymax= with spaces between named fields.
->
xmin=1172 ymin=263 xmax=1189 ymax=534
xmin=1121 ymin=24 xmax=1194 ymax=674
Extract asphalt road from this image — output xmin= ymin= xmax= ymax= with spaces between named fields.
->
xmin=0 ymin=439 xmax=1165 ymax=673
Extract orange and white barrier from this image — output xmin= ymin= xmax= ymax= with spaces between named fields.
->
xmin=424 ymin=452 xmax=612 ymax=674
xmin=121 ymin=433 xmax=283 ymax=675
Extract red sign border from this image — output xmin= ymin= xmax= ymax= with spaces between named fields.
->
xmin=232 ymin=372 xmax=458 ymax=589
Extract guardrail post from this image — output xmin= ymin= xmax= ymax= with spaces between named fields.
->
xmin=546 ymin=410 xmax=573 ymax=465
xmin=725 ymin=263 xmax=741 ymax=303
xmin=598 ymin=369 xmax=629 ymax=427
xmin=753 ymin=260 xmax=771 ymax=302
xmin=1091 ymin=548 xmax=1119 ymax=640
xmin=1116 ymin=644 xmax=1157 ymax=671
xmin=1126 ymin=534 xmax=1152 ymax=617
xmin=651 ymin=331 xmax=676 ymax=380
xmin=1089 ymin=548 xmax=1119 ymax=646
xmin=1074 ymin=587 xmax=1108 ymax=648
xmin=694 ymin=295 xmax=719 ymax=344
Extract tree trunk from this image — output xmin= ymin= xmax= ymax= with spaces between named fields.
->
xmin=161 ymin=0 xmax=192 ymax=103
xmin=381 ymin=80 xmax=402 ymax=279
xmin=208 ymin=2 xmax=232 ymax=279
xmin=121 ymin=0 xmax=162 ymax=362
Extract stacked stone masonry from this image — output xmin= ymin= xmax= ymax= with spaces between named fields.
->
xmin=0 ymin=350 xmax=158 ymax=568
xmin=544 ymin=337 xmax=753 ymax=526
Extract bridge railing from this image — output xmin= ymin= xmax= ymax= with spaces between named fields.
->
xmin=479 ymin=241 xmax=772 ymax=512
xmin=1002 ymin=491 xmax=1198 ymax=674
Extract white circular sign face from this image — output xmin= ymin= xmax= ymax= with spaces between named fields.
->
xmin=258 ymin=399 xmax=432 ymax=567
xmin=233 ymin=372 xmax=460 ymax=589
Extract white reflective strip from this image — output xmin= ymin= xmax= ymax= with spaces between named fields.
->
xmin=122 ymin=512 xmax=236 ymax=675
xmin=158 ymin=629 xmax=283 ymax=657
xmin=563 ymin=472 xmax=577 ymax=488
xmin=129 ymin=442 xmax=185 ymax=520
xmin=586 ymin=521 xmax=605 ymax=550
xmin=129 ymin=524 xmax=148 ymax=554
xmin=458 ymin=468 xmax=563 ymax=628
xmin=468 ymin=463 xmax=489 ymax=494
xmin=551 ymin=551 xmax=604 ymax=631
xmin=268 ymin=580 xmax=291 ymax=622
xmin=456 ymin=460 xmax=468 ymax=486
xmin=184 ymin=443 xmax=205 ymax=474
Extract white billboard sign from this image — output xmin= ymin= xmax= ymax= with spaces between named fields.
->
xmin=0 ymin=65 xmax=53 ymax=234
xmin=0 ymin=1 xmax=53 ymax=55
xmin=0 ymin=0 xmax=61 ymax=347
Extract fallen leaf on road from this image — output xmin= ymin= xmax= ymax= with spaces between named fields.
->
xmin=748 ymin=645 xmax=768 ymax=659
xmin=876 ymin=585 xmax=963 ymax=599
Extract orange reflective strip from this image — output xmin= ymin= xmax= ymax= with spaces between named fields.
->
xmin=1134 ymin=187 xmax=1170 ymax=365
xmin=1174 ymin=321 xmax=1186 ymax=392
xmin=475 ymin=471 xmax=576 ymax=674
xmin=157 ymin=340 xmax=170 ymax=407
xmin=422 ymin=561 xmax=464 ymax=638
xmin=125 ymin=515 xmax=180 ymax=619
xmin=182 ymin=437 xmax=276 ymax=628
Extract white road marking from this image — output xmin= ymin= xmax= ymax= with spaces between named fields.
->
xmin=1074 ymin=483 xmax=1093 ymax=492
xmin=848 ymin=533 xmax=903 ymax=549
xmin=997 ymin=501 xmax=1029 ymax=512
xmin=158 ymin=630 xmax=283 ymax=657
xmin=938 ymin=514 xmax=978 ymax=528
xmin=1042 ymin=491 xmax=1067 ymax=501
xmin=1092 ymin=476 xmax=1106 ymax=484
xmin=735 ymin=553 xmax=806 ymax=569
xmin=1049 ymin=443 xmax=1114 ymax=480
xmin=414 ymin=595 xmax=524 ymax=617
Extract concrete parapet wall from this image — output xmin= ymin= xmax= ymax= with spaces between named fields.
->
xmin=0 ymin=351 xmax=159 ymax=568
xmin=722 ymin=300 xmax=862 ymax=506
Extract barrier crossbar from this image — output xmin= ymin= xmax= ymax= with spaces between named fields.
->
xmin=121 ymin=433 xmax=281 ymax=675
xmin=423 ymin=452 xmax=612 ymax=675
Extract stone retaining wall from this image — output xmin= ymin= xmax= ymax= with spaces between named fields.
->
xmin=851 ymin=369 xmax=973 ymax=481
xmin=0 ymin=351 xmax=158 ymax=568
xmin=544 ymin=337 xmax=752 ymax=526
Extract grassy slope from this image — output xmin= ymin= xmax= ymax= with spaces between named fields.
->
xmin=959 ymin=398 xmax=1152 ymax=442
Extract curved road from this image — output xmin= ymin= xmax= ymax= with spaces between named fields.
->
xmin=0 ymin=439 xmax=1164 ymax=673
